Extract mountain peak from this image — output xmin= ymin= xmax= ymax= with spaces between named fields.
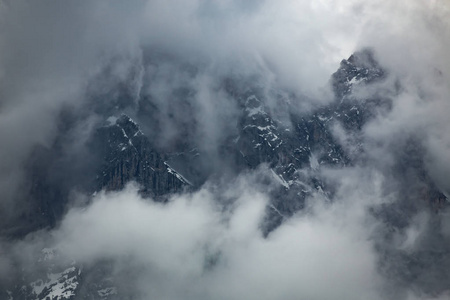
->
xmin=115 ymin=114 xmax=143 ymax=138
xmin=332 ymin=48 xmax=385 ymax=99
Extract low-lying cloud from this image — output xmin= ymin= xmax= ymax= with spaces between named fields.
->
xmin=49 ymin=172 xmax=382 ymax=300
xmin=1 ymin=0 xmax=450 ymax=299
xmin=18 ymin=164 xmax=442 ymax=300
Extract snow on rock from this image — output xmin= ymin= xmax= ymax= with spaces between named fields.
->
xmin=30 ymin=266 xmax=80 ymax=300
xmin=30 ymin=248 xmax=81 ymax=300
xmin=271 ymin=169 xmax=290 ymax=189
xmin=165 ymin=162 xmax=193 ymax=186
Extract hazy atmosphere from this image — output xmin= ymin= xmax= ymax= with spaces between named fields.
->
xmin=1 ymin=1 xmax=450 ymax=300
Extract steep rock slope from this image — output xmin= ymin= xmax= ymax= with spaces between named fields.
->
xmin=91 ymin=114 xmax=188 ymax=196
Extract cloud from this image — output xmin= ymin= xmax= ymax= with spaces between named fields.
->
xmin=6 ymin=164 xmax=448 ymax=299
xmin=0 ymin=0 xmax=143 ymax=223
xmin=0 ymin=0 xmax=367 ymax=222
xmin=1 ymin=0 xmax=450 ymax=299
xmin=47 ymin=172 xmax=383 ymax=300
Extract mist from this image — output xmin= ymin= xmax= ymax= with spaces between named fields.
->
xmin=16 ymin=172 xmax=384 ymax=300
xmin=1 ymin=0 xmax=450 ymax=299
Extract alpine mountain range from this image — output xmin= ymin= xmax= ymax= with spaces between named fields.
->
xmin=0 ymin=46 xmax=449 ymax=300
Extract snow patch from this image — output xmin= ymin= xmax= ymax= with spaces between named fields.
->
xmin=31 ymin=279 xmax=45 ymax=296
xmin=317 ymin=115 xmax=329 ymax=122
xmin=31 ymin=267 xmax=79 ymax=300
xmin=347 ymin=76 xmax=365 ymax=86
xmin=269 ymin=204 xmax=286 ymax=218
xmin=309 ymin=154 xmax=319 ymax=170
xmin=120 ymin=128 xmax=129 ymax=139
xmin=164 ymin=162 xmax=192 ymax=186
xmin=271 ymin=169 xmax=290 ymax=189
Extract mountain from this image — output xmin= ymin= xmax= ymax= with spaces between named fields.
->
xmin=91 ymin=114 xmax=188 ymax=195
xmin=2 ymin=49 xmax=448 ymax=300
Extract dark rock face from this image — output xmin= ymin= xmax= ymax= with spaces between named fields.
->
xmin=5 ymin=114 xmax=188 ymax=239
xmin=3 ymin=49 xmax=449 ymax=299
xmin=91 ymin=114 xmax=187 ymax=197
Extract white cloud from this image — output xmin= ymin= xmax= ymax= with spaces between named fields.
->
xmin=49 ymin=172 xmax=384 ymax=300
